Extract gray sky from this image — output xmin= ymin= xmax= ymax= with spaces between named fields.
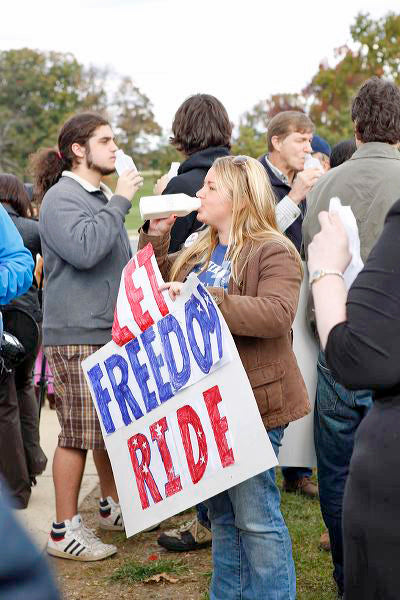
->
xmin=2 ymin=0 xmax=396 ymax=134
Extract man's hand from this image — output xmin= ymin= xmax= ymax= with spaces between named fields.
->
xmin=153 ymin=174 xmax=170 ymax=195
xmin=288 ymin=168 xmax=322 ymax=204
xmin=115 ymin=168 xmax=144 ymax=202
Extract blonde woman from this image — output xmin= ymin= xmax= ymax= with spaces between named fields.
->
xmin=138 ymin=155 xmax=309 ymax=600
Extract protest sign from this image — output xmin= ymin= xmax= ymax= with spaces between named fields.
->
xmin=279 ymin=265 xmax=318 ymax=468
xmin=82 ymin=244 xmax=278 ymax=537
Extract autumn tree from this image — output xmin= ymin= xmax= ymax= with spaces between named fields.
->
xmin=232 ymin=94 xmax=305 ymax=157
xmin=304 ymin=12 xmax=400 ymax=144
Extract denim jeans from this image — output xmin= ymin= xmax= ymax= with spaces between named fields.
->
xmin=205 ymin=426 xmax=296 ymax=600
xmin=196 ymin=502 xmax=211 ymax=530
xmin=315 ymin=351 xmax=372 ymax=595
xmin=281 ymin=466 xmax=312 ymax=481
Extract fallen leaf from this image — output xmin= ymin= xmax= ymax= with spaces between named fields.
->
xmin=143 ymin=573 xmax=179 ymax=584
xmin=147 ymin=553 xmax=159 ymax=561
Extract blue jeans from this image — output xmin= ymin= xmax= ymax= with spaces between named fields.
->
xmin=205 ymin=426 xmax=295 ymax=600
xmin=315 ymin=351 xmax=372 ymax=595
xmin=281 ymin=466 xmax=312 ymax=481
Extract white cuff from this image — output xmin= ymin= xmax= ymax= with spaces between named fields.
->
xmin=275 ymin=195 xmax=301 ymax=232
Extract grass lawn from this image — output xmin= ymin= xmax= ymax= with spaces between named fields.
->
xmin=55 ymin=474 xmax=338 ymax=600
xmin=103 ymin=172 xmax=159 ymax=233
xmin=125 ymin=173 xmax=159 ymax=233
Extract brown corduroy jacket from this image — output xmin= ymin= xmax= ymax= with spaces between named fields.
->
xmin=138 ymin=229 xmax=310 ymax=430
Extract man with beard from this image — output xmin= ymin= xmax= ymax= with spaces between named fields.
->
xmin=32 ymin=112 xmax=143 ymax=562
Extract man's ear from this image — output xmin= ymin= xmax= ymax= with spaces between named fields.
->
xmin=270 ymin=135 xmax=282 ymax=152
xmin=71 ymin=142 xmax=85 ymax=160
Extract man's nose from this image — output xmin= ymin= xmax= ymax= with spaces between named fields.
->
xmin=305 ymin=141 xmax=312 ymax=153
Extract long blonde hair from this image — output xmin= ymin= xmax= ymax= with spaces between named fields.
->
xmin=170 ymin=155 xmax=302 ymax=283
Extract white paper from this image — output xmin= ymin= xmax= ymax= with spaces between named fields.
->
xmin=115 ymin=149 xmax=137 ymax=175
xmin=167 ymin=162 xmax=180 ymax=181
xmin=304 ymin=153 xmax=324 ymax=173
xmin=329 ymin=197 xmax=364 ymax=289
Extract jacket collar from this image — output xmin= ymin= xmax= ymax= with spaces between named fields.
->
xmin=1 ymin=203 xmax=18 ymax=217
xmin=350 ymin=142 xmax=400 ymax=161
xmin=62 ymin=171 xmax=113 ymax=199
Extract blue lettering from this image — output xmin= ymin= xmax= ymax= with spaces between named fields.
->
xmin=141 ymin=326 xmax=174 ymax=404
xmin=158 ymin=314 xmax=191 ymax=391
xmin=125 ymin=338 xmax=158 ymax=413
xmin=87 ymin=363 xmax=115 ymax=434
xmin=104 ymin=354 xmax=144 ymax=425
xmin=197 ymin=285 xmax=223 ymax=359
xmin=185 ymin=295 xmax=213 ymax=373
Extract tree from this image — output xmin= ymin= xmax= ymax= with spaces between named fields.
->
xmin=0 ymin=48 xmax=83 ymax=175
xmin=0 ymin=49 xmax=162 ymax=176
xmin=304 ymin=12 xmax=400 ymax=144
xmin=113 ymin=76 xmax=161 ymax=166
xmin=232 ymin=94 xmax=306 ymax=157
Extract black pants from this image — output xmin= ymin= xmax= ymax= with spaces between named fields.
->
xmin=0 ymin=344 xmax=47 ymax=508
xmin=343 ymin=399 xmax=400 ymax=600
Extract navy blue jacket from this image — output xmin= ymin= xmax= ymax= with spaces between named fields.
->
xmin=259 ymin=154 xmax=305 ymax=252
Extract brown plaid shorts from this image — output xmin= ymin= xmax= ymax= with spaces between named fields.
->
xmin=44 ymin=345 xmax=105 ymax=450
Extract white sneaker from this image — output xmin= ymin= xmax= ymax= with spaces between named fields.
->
xmin=47 ymin=514 xmax=117 ymax=561
xmin=98 ymin=496 xmax=124 ymax=531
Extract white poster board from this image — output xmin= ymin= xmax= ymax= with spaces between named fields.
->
xmin=82 ymin=244 xmax=278 ymax=537
xmin=279 ymin=265 xmax=319 ymax=468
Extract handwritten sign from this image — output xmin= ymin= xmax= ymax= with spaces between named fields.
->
xmin=82 ymin=244 xmax=278 ymax=536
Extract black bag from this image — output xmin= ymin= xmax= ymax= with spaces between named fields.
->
xmin=0 ymin=306 xmax=39 ymax=371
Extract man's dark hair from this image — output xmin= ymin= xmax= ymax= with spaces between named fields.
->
xmin=0 ymin=174 xmax=32 ymax=217
xmin=267 ymin=111 xmax=314 ymax=153
xmin=30 ymin=112 xmax=109 ymax=202
xmin=351 ymin=77 xmax=400 ymax=144
xmin=170 ymin=94 xmax=232 ymax=156
xmin=330 ymin=139 xmax=357 ymax=168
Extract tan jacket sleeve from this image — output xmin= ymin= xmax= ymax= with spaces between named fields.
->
xmin=209 ymin=244 xmax=302 ymax=339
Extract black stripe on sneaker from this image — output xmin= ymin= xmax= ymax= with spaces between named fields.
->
xmin=69 ymin=542 xmax=81 ymax=555
xmin=64 ymin=540 xmax=76 ymax=553
xmin=113 ymin=515 xmax=121 ymax=526
xmin=75 ymin=546 xmax=86 ymax=557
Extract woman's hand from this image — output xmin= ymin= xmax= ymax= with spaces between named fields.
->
xmin=147 ymin=214 xmax=177 ymax=236
xmin=308 ymin=211 xmax=351 ymax=275
xmin=153 ymin=174 xmax=169 ymax=195
xmin=159 ymin=281 xmax=183 ymax=301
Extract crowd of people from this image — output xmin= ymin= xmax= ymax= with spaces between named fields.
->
xmin=0 ymin=75 xmax=400 ymax=599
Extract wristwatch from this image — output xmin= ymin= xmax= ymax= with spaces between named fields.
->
xmin=309 ymin=269 xmax=344 ymax=287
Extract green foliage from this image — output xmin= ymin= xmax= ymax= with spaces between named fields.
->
xmin=305 ymin=12 xmax=400 ymax=145
xmin=234 ymin=12 xmax=400 ymax=150
xmin=109 ymin=558 xmax=187 ymax=583
xmin=0 ymin=48 xmax=162 ymax=177
xmin=0 ymin=48 xmax=82 ymax=175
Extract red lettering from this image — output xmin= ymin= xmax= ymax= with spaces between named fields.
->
xmin=111 ymin=306 xmax=135 ymax=346
xmin=177 ymin=405 xmax=208 ymax=484
xmin=203 ymin=385 xmax=235 ymax=468
xmin=124 ymin=258 xmax=154 ymax=332
xmin=150 ymin=417 xmax=182 ymax=497
xmin=137 ymin=244 xmax=169 ymax=318
xmin=127 ymin=433 xmax=162 ymax=509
